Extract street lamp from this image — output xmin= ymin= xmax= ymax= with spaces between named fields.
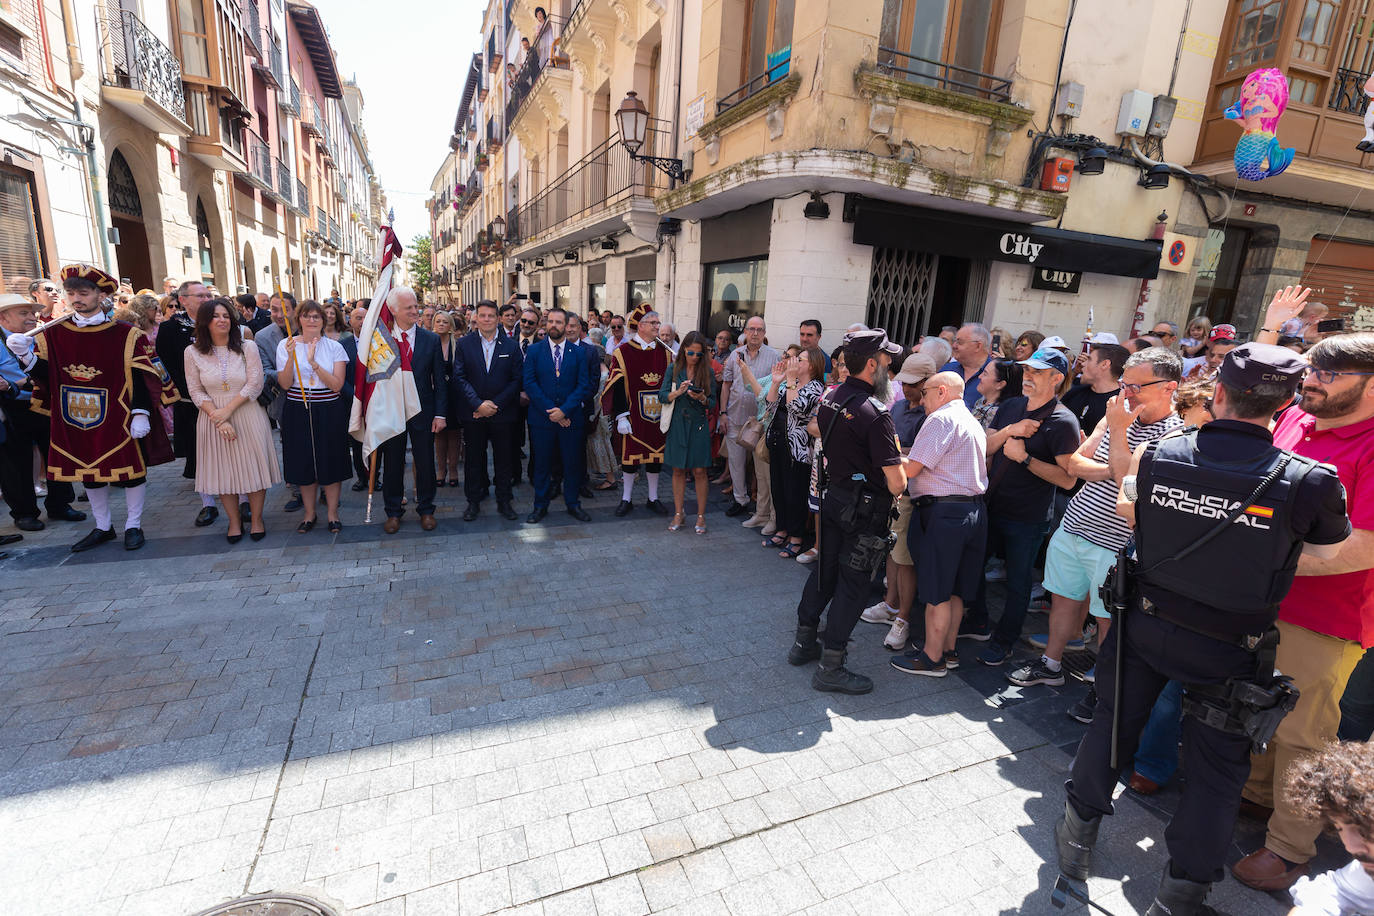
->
xmin=615 ymin=91 xmax=686 ymax=183
xmin=491 ymin=215 xmax=505 ymax=240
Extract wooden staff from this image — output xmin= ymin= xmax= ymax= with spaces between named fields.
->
xmin=275 ymin=281 xmax=321 ymax=493
xmin=22 ymin=314 xmax=70 ymax=338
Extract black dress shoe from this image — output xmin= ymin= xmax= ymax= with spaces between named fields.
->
xmin=580 ymin=484 xmax=594 ymax=499
xmin=15 ymin=517 xmax=44 ymax=532
xmin=0 ymin=533 xmax=21 ymax=546
xmin=195 ymin=506 xmax=218 ymax=527
xmin=725 ymin=501 xmax=748 ymax=517
xmin=239 ymin=501 xmax=251 ymax=521
xmin=568 ymin=507 xmax=592 ymax=522
xmin=462 ymin=502 xmax=479 ymax=522
xmin=226 ymin=532 xmax=243 ymax=544
xmin=48 ymin=507 xmax=86 ymax=522
xmin=614 ymin=500 xmax=633 ymax=517
xmin=71 ymin=528 xmax=116 ymax=553
xmin=645 ymin=499 xmax=669 ymax=515
xmin=250 ymin=528 xmax=267 ymax=542
xmin=124 ymin=527 xmax=145 ymax=551
xmin=526 ymin=506 xmax=548 ymax=524
xmin=497 ymin=503 xmax=518 ymax=521
xmin=283 ymin=495 xmax=303 ymax=512
xmin=351 ymin=480 xmax=368 ymax=492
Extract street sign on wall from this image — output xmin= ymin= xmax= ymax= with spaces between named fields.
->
xmin=1030 ymin=269 xmax=1083 ymax=293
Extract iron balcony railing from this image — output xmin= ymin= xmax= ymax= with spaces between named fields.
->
xmin=316 ymin=206 xmax=327 ymax=232
xmin=875 ymin=47 xmax=1012 ymax=103
xmin=242 ymin=0 xmax=261 ymax=56
xmin=296 ymin=180 xmax=309 ymax=214
xmin=505 ymin=15 xmax=568 ymax=127
xmin=95 ymin=8 xmax=187 ymax=121
xmin=1330 ymin=68 xmax=1372 ymax=116
xmin=246 ymin=129 xmax=273 ymax=188
xmin=457 ymin=173 xmax=482 ymax=213
xmin=717 ymin=49 xmax=791 ymax=115
xmin=301 ymin=97 xmax=323 ymax=137
xmin=283 ymin=77 xmax=300 ymax=115
xmin=329 ymin=218 xmax=341 ymax=248
xmin=505 ymin=206 xmax=520 ymax=246
xmin=268 ymin=39 xmax=284 ymax=88
xmin=277 ymin=158 xmax=292 ymax=201
xmin=514 ymin=123 xmax=672 ymax=243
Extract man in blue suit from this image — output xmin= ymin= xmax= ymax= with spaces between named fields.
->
xmin=379 ymin=287 xmax=449 ymax=534
xmin=523 ymin=307 xmax=593 ymax=523
xmin=452 ymin=300 xmax=522 ymax=521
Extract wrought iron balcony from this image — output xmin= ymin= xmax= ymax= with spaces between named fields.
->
xmin=242 ymin=0 xmax=262 ymax=56
xmin=301 ymin=97 xmax=323 ymax=137
xmin=245 ymin=129 xmax=274 ymax=191
xmin=282 ymin=78 xmax=301 ymax=115
xmin=505 ymin=16 xmax=569 ymax=127
xmin=296 ymin=180 xmax=309 ymax=214
xmin=328 ymin=218 xmax=341 ymax=248
xmin=1330 ymin=68 xmax=1372 ymax=116
xmin=277 ymin=158 xmax=292 ymax=202
xmin=316 ymin=206 xmax=328 ymax=232
xmin=95 ymin=8 xmax=189 ymax=134
xmin=874 ymin=46 xmax=1012 ymax=103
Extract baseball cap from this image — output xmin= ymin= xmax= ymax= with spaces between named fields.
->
xmin=1209 ymin=324 xmax=1237 ymax=343
xmin=1088 ymin=331 xmax=1120 ymax=345
xmin=1041 ymin=335 xmax=1070 ymax=351
xmin=1019 ymin=348 xmax=1070 ymax=376
xmin=893 ymin=352 xmax=938 ymax=385
xmin=844 ymin=328 xmax=902 ymax=358
xmin=1217 ymin=342 xmax=1306 ymax=394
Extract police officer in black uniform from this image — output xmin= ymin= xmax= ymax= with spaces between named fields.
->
xmin=788 ymin=329 xmax=907 ymax=695
xmin=1053 ymin=343 xmax=1351 ymax=916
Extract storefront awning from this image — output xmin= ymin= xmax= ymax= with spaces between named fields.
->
xmin=850 ymin=197 xmax=1163 ymax=280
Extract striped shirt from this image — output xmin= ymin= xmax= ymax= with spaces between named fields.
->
xmin=1061 ymin=413 xmax=1185 ymax=551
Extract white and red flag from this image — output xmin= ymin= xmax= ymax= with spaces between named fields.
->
xmin=349 ymin=225 xmax=420 ymax=460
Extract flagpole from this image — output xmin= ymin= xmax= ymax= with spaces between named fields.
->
xmin=362 ymin=208 xmax=395 ymax=525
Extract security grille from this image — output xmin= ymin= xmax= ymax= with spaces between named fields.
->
xmin=108 ymin=150 xmax=143 ymax=219
xmin=865 ymin=246 xmax=938 ymax=347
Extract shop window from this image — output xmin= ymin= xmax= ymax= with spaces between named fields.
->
xmin=553 ymin=285 xmax=570 ymax=311
xmin=700 ymin=258 xmax=767 ymax=341
xmin=628 ymin=279 xmax=655 ymax=311
xmin=1190 ymin=226 xmax=1251 ymax=325
xmin=878 ymin=0 xmax=1001 ymax=91
xmin=0 ymin=164 xmax=45 ymax=294
xmin=588 ymin=282 xmax=605 ymax=316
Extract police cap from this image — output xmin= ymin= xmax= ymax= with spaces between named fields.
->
xmin=844 ymin=328 xmax=902 ymax=358
xmin=1217 ymin=342 xmax=1306 ymax=394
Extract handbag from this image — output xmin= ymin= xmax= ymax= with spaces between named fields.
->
xmin=659 ymin=371 xmax=677 ymax=433
xmin=736 ymin=416 xmax=763 ymax=449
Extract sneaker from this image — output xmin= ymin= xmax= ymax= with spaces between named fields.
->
xmin=1030 ymin=582 xmax=1048 ymax=601
xmin=984 ymin=563 xmax=1007 ymax=582
xmin=1082 ymin=665 xmax=1096 ymax=684
xmin=1026 ymin=632 xmax=1085 ymax=651
xmin=943 ymin=649 xmax=960 ymax=670
xmin=958 ymin=620 xmax=991 ymax=642
xmin=1007 ymin=658 xmax=1066 ymax=687
xmin=978 ymin=643 xmax=1012 ymax=667
xmin=861 ymin=601 xmax=898 ymax=624
xmin=890 ymin=650 xmax=946 ymax=677
xmin=883 ymin=618 xmax=909 ymax=651
xmin=1068 ymin=688 xmax=1097 ymax=724
xmin=741 ymin=514 xmax=766 ymax=529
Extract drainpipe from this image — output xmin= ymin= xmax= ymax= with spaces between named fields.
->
xmin=666 ymin=0 xmax=685 ymax=324
xmin=58 ymin=0 xmax=114 ymax=271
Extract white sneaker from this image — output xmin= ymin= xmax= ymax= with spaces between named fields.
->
xmin=1030 ymin=582 xmax=1048 ymax=601
xmin=883 ymin=618 xmax=909 ymax=650
xmin=861 ymin=601 xmax=897 ymax=624
xmin=761 ymin=521 xmax=777 ymax=536
xmin=984 ymin=561 xmax=1007 ymax=582
xmin=741 ymin=514 xmax=766 ymax=528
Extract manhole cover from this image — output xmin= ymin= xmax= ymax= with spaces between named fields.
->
xmin=188 ymin=892 xmax=345 ymax=916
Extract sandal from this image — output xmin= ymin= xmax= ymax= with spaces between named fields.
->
xmin=778 ymin=542 xmax=803 ymax=559
xmin=762 ymin=534 xmax=787 ymax=548
xmin=327 ymin=520 xmax=342 ymax=534
xmin=668 ymin=512 xmax=684 ymax=532
xmin=595 ymin=478 xmax=616 ymax=490
xmin=695 ymin=515 xmax=707 ymax=535
xmin=296 ymin=519 xmax=316 ymax=534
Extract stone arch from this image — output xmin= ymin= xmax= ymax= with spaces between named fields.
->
xmin=190 ymin=184 xmax=230 ymax=291
xmin=242 ymin=242 xmax=257 ymax=294
xmin=107 ymin=148 xmax=154 ymax=291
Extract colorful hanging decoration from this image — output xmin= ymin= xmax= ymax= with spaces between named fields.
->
xmin=1359 ymin=72 xmax=1373 ymax=154
xmin=1224 ymin=68 xmax=1295 ymax=181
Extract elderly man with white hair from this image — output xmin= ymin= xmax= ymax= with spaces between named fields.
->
xmin=941 ymin=323 xmax=994 ymax=408
xmin=377 ymin=286 xmax=449 ymax=535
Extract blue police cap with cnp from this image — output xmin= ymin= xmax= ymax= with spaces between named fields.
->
xmin=844 ymin=328 xmax=902 ymax=358
xmin=1218 ymin=342 xmax=1306 ymax=394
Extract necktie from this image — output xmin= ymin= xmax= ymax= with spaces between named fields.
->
xmin=399 ymin=329 xmax=412 ymax=365
xmin=521 ymin=338 xmax=529 ymax=356
xmin=553 ymin=343 xmax=562 ymax=377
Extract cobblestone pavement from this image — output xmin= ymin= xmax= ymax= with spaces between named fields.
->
xmin=0 ymin=463 xmax=1302 ymax=915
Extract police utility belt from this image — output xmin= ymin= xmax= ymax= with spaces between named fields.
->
xmin=1099 ymin=449 xmax=1299 ymax=755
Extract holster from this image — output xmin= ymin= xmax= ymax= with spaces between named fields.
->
xmin=1181 ymin=672 xmax=1298 ymax=755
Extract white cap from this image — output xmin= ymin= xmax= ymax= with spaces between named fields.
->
xmin=1088 ymin=331 xmax=1120 ymax=345
xmin=1041 ymin=335 xmax=1069 ymax=350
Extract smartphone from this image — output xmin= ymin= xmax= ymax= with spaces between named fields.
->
xmin=687 ymin=384 xmax=703 ymax=393
xmin=991 ymin=333 xmax=1001 ymax=353
xmin=1317 ymin=318 xmax=1347 ymax=333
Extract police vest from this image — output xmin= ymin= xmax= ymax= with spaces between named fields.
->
xmin=1134 ymin=430 xmax=1319 ymax=615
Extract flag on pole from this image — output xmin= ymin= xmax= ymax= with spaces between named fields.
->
xmin=349 ymin=225 xmax=420 ymax=460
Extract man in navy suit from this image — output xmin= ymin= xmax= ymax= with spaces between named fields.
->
xmin=523 ymin=308 xmax=593 ymax=523
xmin=452 ymin=300 xmax=522 ymax=521
xmin=379 ymin=287 xmax=449 ymax=534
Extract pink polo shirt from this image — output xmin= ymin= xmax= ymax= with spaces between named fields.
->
xmin=1273 ymin=408 xmax=1374 ymax=647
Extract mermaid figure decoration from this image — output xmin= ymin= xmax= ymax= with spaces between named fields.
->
xmin=1224 ymin=68 xmax=1295 ymax=180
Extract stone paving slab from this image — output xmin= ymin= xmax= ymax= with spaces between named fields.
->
xmin=0 ymin=461 xmax=1303 ymax=915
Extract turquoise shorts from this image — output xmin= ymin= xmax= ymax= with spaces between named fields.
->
xmin=1042 ymin=527 xmax=1118 ymax=619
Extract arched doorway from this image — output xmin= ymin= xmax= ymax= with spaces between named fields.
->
xmin=195 ymin=197 xmax=215 ymax=288
xmin=108 ymin=150 xmax=153 ymax=291
xmin=242 ymin=243 xmax=256 ymax=294
xmin=310 ymin=268 xmax=319 ymax=300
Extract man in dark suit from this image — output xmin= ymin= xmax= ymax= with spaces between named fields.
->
xmin=523 ymin=308 xmax=593 ymax=523
xmin=452 ymin=299 xmax=522 ymax=521
xmin=379 ymin=287 xmax=448 ymax=534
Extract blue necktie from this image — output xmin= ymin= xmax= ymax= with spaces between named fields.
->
xmin=553 ymin=343 xmax=562 ymax=376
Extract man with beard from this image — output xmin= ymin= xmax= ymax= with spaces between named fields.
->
xmin=788 ymin=329 xmax=907 ymax=695
xmin=1230 ymin=302 xmax=1374 ymax=893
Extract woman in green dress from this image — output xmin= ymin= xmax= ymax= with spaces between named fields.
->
xmin=659 ymin=331 xmax=717 ymax=533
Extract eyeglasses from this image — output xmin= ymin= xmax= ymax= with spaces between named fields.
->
xmin=920 ymin=385 xmax=942 ymax=395
xmin=1120 ymin=379 xmax=1171 ymax=394
xmin=1308 ymin=368 xmax=1374 ymax=385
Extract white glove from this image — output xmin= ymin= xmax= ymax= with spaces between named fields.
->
xmin=616 ymin=413 xmax=632 ymax=435
xmin=130 ymin=412 xmax=150 ymax=439
xmin=7 ymin=334 xmax=33 ymax=359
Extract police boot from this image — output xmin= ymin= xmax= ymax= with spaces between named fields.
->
xmin=811 ymin=647 xmax=873 ymax=694
xmin=787 ymin=626 xmax=822 ymax=666
xmin=1054 ymin=799 xmax=1101 ymax=881
xmin=1145 ymin=867 xmax=1220 ymax=916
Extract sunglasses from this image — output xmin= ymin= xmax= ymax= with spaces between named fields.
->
xmin=684 ymin=350 xmax=703 ymax=358
xmin=611 ymin=324 xmax=624 ymax=330
xmin=519 ymin=319 xmax=535 ymax=325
